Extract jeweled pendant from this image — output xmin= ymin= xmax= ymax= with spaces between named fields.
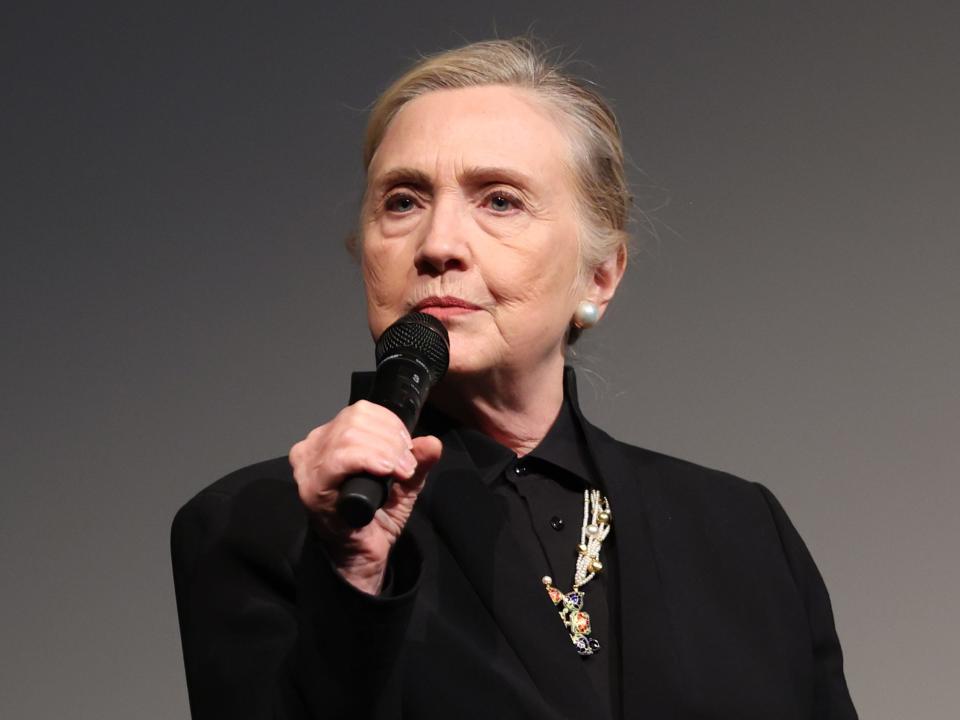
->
xmin=542 ymin=581 xmax=601 ymax=656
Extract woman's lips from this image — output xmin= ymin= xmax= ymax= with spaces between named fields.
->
xmin=413 ymin=296 xmax=482 ymax=319
xmin=420 ymin=306 xmax=476 ymax=319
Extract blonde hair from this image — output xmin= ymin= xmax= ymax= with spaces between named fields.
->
xmin=352 ymin=37 xmax=631 ymax=277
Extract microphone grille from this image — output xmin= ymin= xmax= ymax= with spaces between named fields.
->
xmin=375 ymin=312 xmax=450 ymax=382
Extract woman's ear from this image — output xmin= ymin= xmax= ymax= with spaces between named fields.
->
xmin=586 ymin=245 xmax=627 ymax=319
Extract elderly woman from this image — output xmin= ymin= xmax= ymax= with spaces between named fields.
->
xmin=172 ymin=38 xmax=858 ymax=719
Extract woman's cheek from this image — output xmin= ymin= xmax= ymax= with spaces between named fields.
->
xmin=380 ymin=213 xmax=421 ymax=240
xmin=363 ymin=247 xmax=402 ymax=310
xmin=476 ymin=213 xmax=531 ymax=239
xmin=505 ymin=250 xmax=565 ymax=300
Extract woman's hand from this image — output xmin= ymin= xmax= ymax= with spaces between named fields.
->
xmin=289 ymin=400 xmax=442 ymax=595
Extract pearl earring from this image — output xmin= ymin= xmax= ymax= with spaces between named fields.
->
xmin=573 ymin=300 xmax=599 ymax=329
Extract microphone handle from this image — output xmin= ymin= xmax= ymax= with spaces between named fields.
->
xmin=336 ymin=357 xmax=432 ymax=528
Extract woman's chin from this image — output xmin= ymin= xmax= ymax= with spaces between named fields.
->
xmin=443 ymin=358 xmax=487 ymax=379
xmin=441 ymin=346 xmax=500 ymax=380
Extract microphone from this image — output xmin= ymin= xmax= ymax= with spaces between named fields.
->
xmin=336 ymin=312 xmax=450 ymax=528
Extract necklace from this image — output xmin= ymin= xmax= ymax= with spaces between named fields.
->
xmin=542 ymin=488 xmax=611 ymax=656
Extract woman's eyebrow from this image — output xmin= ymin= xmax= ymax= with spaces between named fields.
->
xmin=371 ymin=167 xmax=433 ymax=194
xmin=371 ymin=165 xmax=538 ymax=194
xmin=459 ymin=165 xmax=536 ymax=190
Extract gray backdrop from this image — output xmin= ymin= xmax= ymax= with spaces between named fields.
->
xmin=3 ymin=2 xmax=958 ymax=718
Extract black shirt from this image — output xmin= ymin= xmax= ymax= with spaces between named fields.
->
xmin=427 ymin=386 xmax=621 ymax=718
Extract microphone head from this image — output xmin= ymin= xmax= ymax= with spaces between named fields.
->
xmin=375 ymin=312 xmax=450 ymax=383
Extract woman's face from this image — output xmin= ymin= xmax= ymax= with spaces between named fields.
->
xmin=360 ymin=85 xmax=587 ymax=379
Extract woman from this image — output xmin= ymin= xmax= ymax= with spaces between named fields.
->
xmin=172 ymin=38 xmax=858 ymax=719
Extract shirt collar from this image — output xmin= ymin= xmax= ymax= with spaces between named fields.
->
xmin=349 ymin=366 xmax=602 ymax=489
xmin=526 ymin=381 xmax=601 ymax=489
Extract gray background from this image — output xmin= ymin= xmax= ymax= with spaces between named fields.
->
xmin=2 ymin=1 xmax=958 ymax=717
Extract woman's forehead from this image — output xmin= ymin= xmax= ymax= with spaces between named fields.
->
xmin=367 ymin=85 xmax=575 ymax=184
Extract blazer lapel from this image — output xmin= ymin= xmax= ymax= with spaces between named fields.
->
xmin=416 ymin=427 xmax=604 ymax=718
xmin=569 ymin=372 xmax=681 ymax=719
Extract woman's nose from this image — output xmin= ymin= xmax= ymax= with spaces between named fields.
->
xmin=414 ymin=197 xmax=471 ymax=276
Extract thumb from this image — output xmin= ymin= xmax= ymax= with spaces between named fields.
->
xmin=404 ymin=435 xmax=442 ymax=485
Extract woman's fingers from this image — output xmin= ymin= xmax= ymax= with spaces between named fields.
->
xmin=388 ymin=435 xmax=443 ymax=491
xmin=347 ymin=400 xmax=414 ymax=447
xmin=385 ymin=436 xmax=442 ymax=501
xmin=409 ymin=435 xmax=443 ymax=478
xmin=290 ymin=402 xmax=431 ymax=518
xmin=324 ymin=436 xmax=416 ymax=479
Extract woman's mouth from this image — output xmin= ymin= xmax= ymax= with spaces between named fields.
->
xmin=413 ymin=296 xmax=482 ymax=319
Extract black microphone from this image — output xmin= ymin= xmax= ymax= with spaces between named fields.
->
xmin=336 ymin=312 xmax=450 ymax=528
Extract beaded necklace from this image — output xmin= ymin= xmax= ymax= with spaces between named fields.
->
xmin=541 ymin=488 xmax=611 ymax=656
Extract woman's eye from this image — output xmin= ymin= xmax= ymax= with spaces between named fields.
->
xmin=485 ymin=191 xmax=522 ymax=213
xmin=385 ymin=194 xmax=416 ymax=213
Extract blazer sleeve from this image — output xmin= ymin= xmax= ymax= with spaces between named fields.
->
xmin=755 ymin=483 xmax=859 ymax=720
xmin=171 ymin=478 xmax=422 ymax=719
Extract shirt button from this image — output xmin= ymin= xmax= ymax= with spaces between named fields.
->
xmin=550 ymin=516 xmax=565 ymax=531
xmin=514 ymin=462 xmax=527 ymax=476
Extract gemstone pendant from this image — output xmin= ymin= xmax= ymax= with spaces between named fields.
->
xmin=542 ymin=581 xmax=600 ymax=656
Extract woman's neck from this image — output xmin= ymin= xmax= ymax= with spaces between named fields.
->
xmin=429 ymin=355 xmax=566 ymax=456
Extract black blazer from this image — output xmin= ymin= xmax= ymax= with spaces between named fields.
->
xmin=172 ymin=370 xmax=857 ymax=719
